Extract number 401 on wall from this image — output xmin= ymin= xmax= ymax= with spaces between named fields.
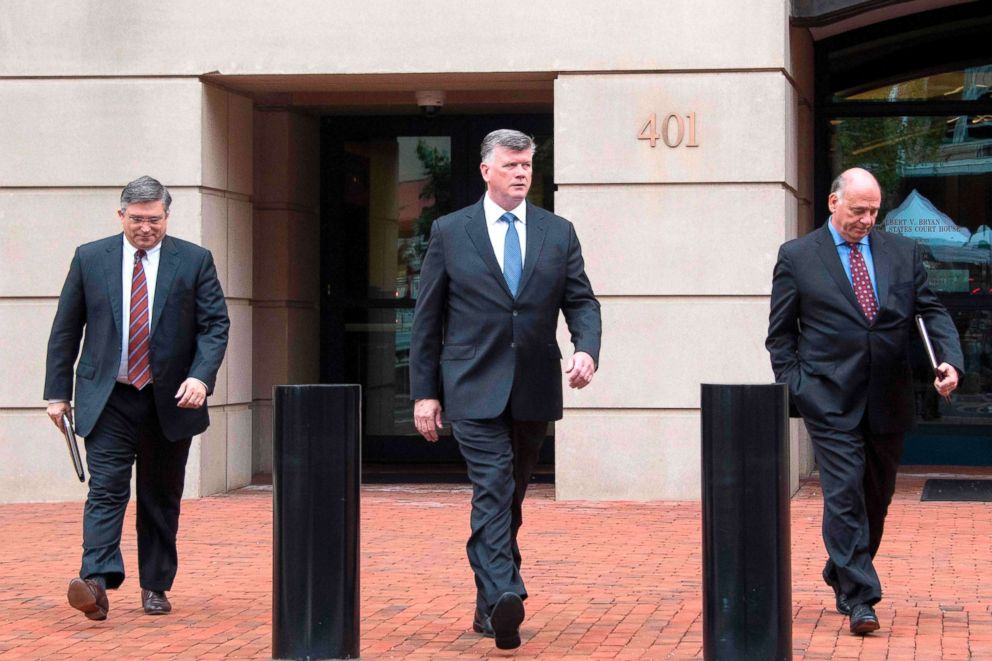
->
xmin=638 ymin=112 xmax=699 ymax=148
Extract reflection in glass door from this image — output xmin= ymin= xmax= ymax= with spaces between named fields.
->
xmin=321 ymin=115 xmax=555 ymax=469
xmin=822 ymin=59 xmax=992 ymax=463
xmin=344 ymin=136 xmax=452 ymax=437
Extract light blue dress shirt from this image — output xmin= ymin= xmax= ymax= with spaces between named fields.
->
xmin=827 ymin=219 xmax=879 ymax=300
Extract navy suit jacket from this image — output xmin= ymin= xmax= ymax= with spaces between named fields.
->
xmin=44 ymin=234 xmax=230 ymax=441
xmin=766 ymin=224 xmax=963 ymax=433
xmin=410 ymin=198 xmax=601 ymax=422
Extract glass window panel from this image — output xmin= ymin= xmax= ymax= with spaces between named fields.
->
xmin=341 ymin=136 xmax=452 ymax=436
xmin=829 ymin=115 xmax=992 ymax=424
xmin=833 ymin=64 xmax=992 ymax=103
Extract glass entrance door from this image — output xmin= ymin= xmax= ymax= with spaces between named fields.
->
xmin=817 ymin=13 xmax=992 ymax=464
xmin=320 ymin=115 xmax=554 ymax=470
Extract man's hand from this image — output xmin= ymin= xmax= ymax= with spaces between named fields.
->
xmin=46 ymin=401 xmax=71 ymax=432
xmin=934 ymin=363 xmax=959 ymax=399
xmin=414 ymin=399 xmax=444 ymax=442
xmin=565 ymin=351 xmax=596 ymax=389
xmin=175 ymin=378 xmax=208 ymax=409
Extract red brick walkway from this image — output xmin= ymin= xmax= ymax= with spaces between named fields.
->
xmin=1 ymin=472 xmax=991 ymax=659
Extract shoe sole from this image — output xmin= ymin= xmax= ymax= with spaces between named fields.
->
xmin=490 ymin=593 xmax=524 ymax=650
xmin=67 ymin=580 xmax=107 ymax=621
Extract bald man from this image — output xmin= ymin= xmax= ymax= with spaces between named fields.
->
xmin=766 ymin=168 xmax=963 ymax=634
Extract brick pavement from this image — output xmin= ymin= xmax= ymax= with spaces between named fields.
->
xmin=1 ymin=472 xmax=991 ymax=659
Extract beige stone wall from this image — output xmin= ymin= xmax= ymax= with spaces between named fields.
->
xmin=553 ymin=21 xmax=815 ymax=499
xmin=0 ymin=0 xmax=816 ymax=502
xmin=251 ymin=109 xmax=321 ymax=476
xmin=0 ymin=79 xmax=253 ymax=502
xmin=0 ymin=1 xmax=789 ymax=76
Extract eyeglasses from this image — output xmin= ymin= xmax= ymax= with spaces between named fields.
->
xmin=125 ymin=215 xmax=165 ymax=225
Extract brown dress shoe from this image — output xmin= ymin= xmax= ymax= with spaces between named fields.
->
xmin=141 ymin=589 xmax=172 ymax=615
xmin=67 ymin=578 xmax=109 ymax=621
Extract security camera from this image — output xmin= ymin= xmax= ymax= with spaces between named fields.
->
xmin=416 ymin=90 xmax=445 ymax=116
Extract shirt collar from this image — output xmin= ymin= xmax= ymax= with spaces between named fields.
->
xmin=827 ymin=217 xmax=870 ymax=249
xmin=123 ymin=234 xmax=164 ymax=259
xmin=484 ymin=193 xmax=527 ymax=227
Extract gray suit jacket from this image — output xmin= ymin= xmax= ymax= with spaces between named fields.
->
xmin=44 ymin=233 xmax=230 ymax=441
xmin=766 ymin=224 xmax=963 ymax=433
xmin=410 ymin=198 xmax=601 ymax=422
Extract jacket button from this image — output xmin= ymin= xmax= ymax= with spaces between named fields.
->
xmin=511 ymin=342 xmax=517 ymax=348
xmin=512 ymin=311 xmax=518 ymax=317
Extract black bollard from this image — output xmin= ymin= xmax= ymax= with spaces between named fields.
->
xmin=701 ymin=383 xmax=791 ymax=661
xmin=273 ymin=385 xmax=361 ymax=661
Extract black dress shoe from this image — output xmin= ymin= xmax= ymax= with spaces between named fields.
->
xmin=849 ymin=603 xmax=880 ymax=635
xmin=823 ymin=574 xmax=851 ymax=615
xmin=489 ymin=592 xmax=525 ymax=650
xmin=472 ymin=607 xmax=494 ymax=637
xmin=141 ymin=589 xmax=172 ymax=615
xmin=67 ymin=578 xmax=109 ymax=621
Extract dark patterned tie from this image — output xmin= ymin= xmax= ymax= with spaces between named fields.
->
xmin=127 ymin=250 xmax=152 ymax=389
xmin=847 ymin=242 xmax=878 ymax=323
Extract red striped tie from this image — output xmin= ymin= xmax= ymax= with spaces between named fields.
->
xmin=127 ymin=250 xmax=152 ymax=389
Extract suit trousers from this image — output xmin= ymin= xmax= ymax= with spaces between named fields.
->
xmin=81 ymin=382 xmax=192 ymax=591
xmin=451 ymin=411 xmax=546 ymax=612
xmin=805 ymin=415 xmax=904 ymax=608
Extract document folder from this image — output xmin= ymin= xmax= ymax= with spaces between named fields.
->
xmin=61 ymin=413 xmax=85 ymax=482
xmin=915 ymin=314 xmax=951 ymax=403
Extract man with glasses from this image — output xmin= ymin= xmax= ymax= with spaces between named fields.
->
xmin=44 ymin=176 xmax=229 ymax=621
xmin=766 ymin=167 xmax=962 ymax=635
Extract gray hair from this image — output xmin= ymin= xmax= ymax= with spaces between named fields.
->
xmin=480 ymin=129 xmax=536 ymax=164
xmin=830 ymin=173 xmax=847 ymax=201
xmin=120 ymin=175 xmax=172 ymax=213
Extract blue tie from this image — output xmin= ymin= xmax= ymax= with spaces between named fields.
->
xmin=501 ymin=212 xmax=522 ymax=296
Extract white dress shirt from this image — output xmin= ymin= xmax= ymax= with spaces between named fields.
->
xmin=483 ymin=193 xmax=527 ymax=270
xmin=117 ymin=237 xmax=162 ymax=384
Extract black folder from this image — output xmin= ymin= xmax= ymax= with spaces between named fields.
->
xmin=61 ymin=413 xmax=85 ymax=482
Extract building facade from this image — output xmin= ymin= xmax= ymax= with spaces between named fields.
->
xmin=2 ymin=0 xmax=989 ymax=503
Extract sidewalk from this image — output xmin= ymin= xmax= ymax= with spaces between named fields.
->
xmin=1 ymin=472 xmax=991 ymax=659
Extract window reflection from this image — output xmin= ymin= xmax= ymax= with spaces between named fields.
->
xmin=831 ymin=108 xmax=992 ymax=423
xmin=834 ymin=64 xmax=992 ymax=103
xmin=343 ymin=137 xmax=452 ymax=435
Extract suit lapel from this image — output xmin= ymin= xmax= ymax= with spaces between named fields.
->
xmin=870 ymin=230 xmax=891 ymax=311
xmin=815 ymin=224 xmax=863 ymax=318
xmin=103 ymin=235 xmax=124 ymax=341
xmin=151 ymin=236 xmax=181 ymax=339
xmin=517 ymin=201 xmax=548 ymax=296
xmin=463 ymin=199 xmax=515 ymax=298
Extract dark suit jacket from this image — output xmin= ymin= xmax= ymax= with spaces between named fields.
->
xmin=410 ymin=198 xmax=602 ymax=422
xmin=44 ymin=234 xmax=230 ymax=441
xmin=766 ymin=224 xmax=963 ymax=434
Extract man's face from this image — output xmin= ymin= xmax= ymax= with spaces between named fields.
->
xmin=828 ymin=177 xmax=881 ymax=243
xmin=480 ymin=146 xmax=533 ymax=210
xmin=119 ymin=200 xmax=168 ymax=251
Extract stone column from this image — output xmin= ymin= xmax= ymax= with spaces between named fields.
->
xmin=251 ymin=108 xmax=321 ymax=476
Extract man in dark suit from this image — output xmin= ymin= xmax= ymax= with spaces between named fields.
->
xmin=766 ymin=167 xmax=962 ymax=635
xmin=44 ymin=175 xmax=230 ymax=621
xmin=410 ymin=129 xmax=601 ymax=650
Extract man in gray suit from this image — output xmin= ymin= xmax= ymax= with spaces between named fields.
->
xmin=410 ymin=129 xmax=601 ymax=650
xmin=767 ymin=167 xmax=962 ymax=635
xmin=45 ymin=176 xmax=229 ymax=621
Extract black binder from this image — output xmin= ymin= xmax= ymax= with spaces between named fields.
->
xmin=61 ymin=413 xmax=85 ymax=482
